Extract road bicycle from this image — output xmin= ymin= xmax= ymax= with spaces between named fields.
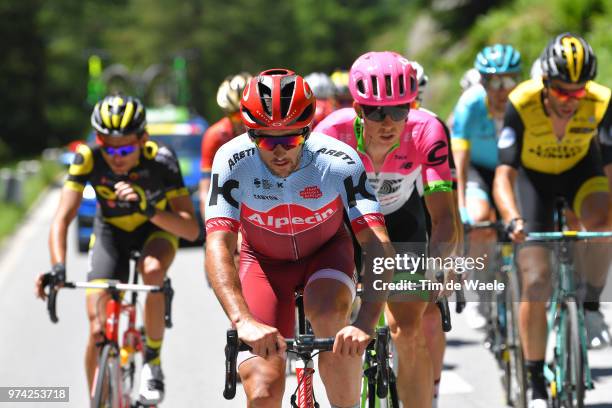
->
xmin=464 ymin=221 xmax=527 ymax=408
xmin=224 ymin=286 xmax=391 ymax=408
xmin=42 ymin=251 xmax=174 ymax=408
xmin=527 ymin=200 xmax=612 ymax=408
xmin=359 ymin=276 xmax=453 ymax=408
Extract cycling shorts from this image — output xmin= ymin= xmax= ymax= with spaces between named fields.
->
xmin=466 ymin=164 xmax=495 ymax=204
xmin=88 ymin=214 xmax=178 ymax=285
xmin=516 ymin=144 xmax=609 ymax=233
xmin=238 ymin=225 xmax=356 ymax=339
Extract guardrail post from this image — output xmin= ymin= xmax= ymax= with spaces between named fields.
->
xmin=1 ymin=168 xmax=24 ymax=205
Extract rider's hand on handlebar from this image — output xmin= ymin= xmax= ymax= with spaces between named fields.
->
xmin=236 ymin=317 xmax=286 ymax=359
xmin=507 ymin=217 xmax=526 ymax=243
xmin=34 ymin=273 xmax=49 ymax=300
xmin=333 ymin=325 xmax=371 ymax=357
xmin=34 ymin=263 xmax=65 ymax=300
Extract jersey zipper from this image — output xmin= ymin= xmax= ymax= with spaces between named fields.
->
xmin=284 ymin=177 xmax=299 ymax=260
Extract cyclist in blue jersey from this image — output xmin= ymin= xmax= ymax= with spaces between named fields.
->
xmin=451 ymin=44 xmax=522 ymax=328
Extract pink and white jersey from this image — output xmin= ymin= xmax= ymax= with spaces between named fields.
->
xmin=314 ymin=108 xmax=452 ymax=215
xmin=205 ymin=132 xmax=385 ymax=261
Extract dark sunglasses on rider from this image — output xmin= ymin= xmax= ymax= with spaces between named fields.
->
xmin=361 ymin=104 xmax=411 ymax=122
xmin=548 ymin=84 xmax=587 ymax=102
xmin=483 ymin=75 xmax=519 ymax=91
xmin=248 ymin=128 xmax=309 ymax=151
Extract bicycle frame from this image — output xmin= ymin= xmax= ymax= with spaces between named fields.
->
xmin=464 ymin=221 xmax=527 ymax=408
xmin=44 ymin=270 xmax=174 ymax=408
xmin=527 ymin=228 xmax=612 ymax=405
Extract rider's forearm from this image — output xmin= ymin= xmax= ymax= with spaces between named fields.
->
xmin=353 ymin=300 xmax=385 ymax=334
xmin=49 ymin=219 xmax=69 ymax=265
xmin=429 ymin=214 xmax=457 ymax=258
xmin=453 ymin=148 xmax=469 ymax=208
xmin=205 ymin=236 xmax=253 ymax=326
xmin=493 ymin=165 xmax=521 ymax=222
xmin=150 ymin=210 xmax=199 ymax=241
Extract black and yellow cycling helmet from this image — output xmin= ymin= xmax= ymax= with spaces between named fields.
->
xmin=540 ymin=33 xmax=597 ymax=83
xmin=91 ymin=95 xmax=147 ymax=136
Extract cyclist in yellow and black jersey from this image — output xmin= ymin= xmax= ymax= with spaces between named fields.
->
xmin=494 ymin=33 xmax=611 ymax=408
xmin=35 ymin=95 xmax=199 ymax=406
xmin=500 ymin=77 xmax=612 ymax=177
xmin=66 ymin=136 xmax=189 ymax=231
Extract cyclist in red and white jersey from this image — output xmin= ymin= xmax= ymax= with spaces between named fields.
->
xmin=205 ymin=68 xmax=393 ymax=407
xmin=199 ymin=72 xmax=252 ymax=219
xmin=315 ymin=52 xmax=459 ymax=408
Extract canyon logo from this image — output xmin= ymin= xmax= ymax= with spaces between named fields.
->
xmin=241 ymin=198 xmax=341 ymax=234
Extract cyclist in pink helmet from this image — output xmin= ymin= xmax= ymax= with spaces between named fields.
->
xmin=316 ymin=51 xmax=460 ymax=408
xmin=349 ymin=51 xmax=418 ymax=106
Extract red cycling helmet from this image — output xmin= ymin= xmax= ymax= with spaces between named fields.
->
xmin=240 ymin=68 xmax=316 ymax=131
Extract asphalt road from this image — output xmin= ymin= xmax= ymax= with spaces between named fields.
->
xmin=0 ymin=187 xmax=611 ymax=407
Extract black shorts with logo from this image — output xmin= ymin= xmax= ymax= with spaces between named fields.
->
xmin=88 ymin=213 xmax=178 ymax=282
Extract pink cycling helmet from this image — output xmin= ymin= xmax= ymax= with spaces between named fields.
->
xmin=349 ymin=51 xmax=418 ymax=106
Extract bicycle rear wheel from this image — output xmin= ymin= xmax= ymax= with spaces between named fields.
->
xmin=564 ymin=301 xmax=585 ymax=408
xmin=91 ymin=343 xmax=122 ymax=408
xmin=505 ymin=269 xmax=528 ymax=408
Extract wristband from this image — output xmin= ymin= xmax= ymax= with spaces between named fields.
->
xmin=52 ymin=262 xmax=66 ymax=283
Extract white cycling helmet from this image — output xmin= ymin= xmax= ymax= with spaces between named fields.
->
xmin=409 ymin=60 xmax=428 ymax=103
xmin=304 ymin=72 xmax=336 ymax=99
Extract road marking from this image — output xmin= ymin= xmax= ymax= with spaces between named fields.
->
xmin=439 ymin=371 xmax=474 ymax=395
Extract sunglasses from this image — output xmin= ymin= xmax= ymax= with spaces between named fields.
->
xmin=248 ymin=128 xmax=308 ymax=151
xmin=101 ymin=143 xmax=138 ymax=157
xmin=548 ymin=85 xmax=587 ymax=102
xmin=361 ymin=104 xmax=410 ymax=122
xmin=484 ymin=76 xmax=519 ymax=91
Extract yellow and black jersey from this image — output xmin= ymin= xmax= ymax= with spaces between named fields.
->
xmin=498 ymin=78 xmax=612 ymax=174
xmin=65 ymin=140 xmax=189 ymax=232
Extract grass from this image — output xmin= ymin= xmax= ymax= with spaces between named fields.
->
xmin=0 ymin=159 xmax=63 ymax=242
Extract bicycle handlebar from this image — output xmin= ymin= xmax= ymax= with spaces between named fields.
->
xmin=223 ymin=328 xmax=380 ymax=400
xmin=43 ymin=277 xmax=174 ymax=327
xmin=527 ymin=231 xmax=612 ymax=241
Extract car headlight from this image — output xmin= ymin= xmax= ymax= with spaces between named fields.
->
xmin=82 ymin=184 xmax=96 ymax=200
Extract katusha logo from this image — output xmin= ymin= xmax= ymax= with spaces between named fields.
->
xmin=299 ymin=186 xmax=323 ymax=199
xmin=242 ymin=198 xmax=341 ymax=234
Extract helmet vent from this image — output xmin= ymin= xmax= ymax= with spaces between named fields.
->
xmin=371 ymin=76 xmax=379 ymax=96
xmin=295 ymin=104 xmax=313 ymax=123
xmin=398 ymin=74 xmax=405 ymax=95
xmin=385 ymin=75 xmax=392 ymax=97
xmin=356 ymin=79 xmax=365 ymax=95
xmin=257 ymin=82 xmax=273 ymax=117
xmin=280 ymin=77 xmax=296 ymax=118
xmin=242 ymin=107 xmax=267 ymax=127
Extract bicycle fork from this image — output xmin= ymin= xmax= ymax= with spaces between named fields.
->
xmin=294 ymin=358 xmax=316 ymax=408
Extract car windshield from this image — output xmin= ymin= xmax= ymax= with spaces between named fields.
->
xmin=150 ymin=134 xmax=201 ymax=157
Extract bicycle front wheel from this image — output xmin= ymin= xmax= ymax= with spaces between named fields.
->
xmin=91 ymin=343 xmax=122 ymax=408
xmin=564 ymin=301 xmax=585 ymax=408
xmin=505 ymin=268 xmax=528 ymax=408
